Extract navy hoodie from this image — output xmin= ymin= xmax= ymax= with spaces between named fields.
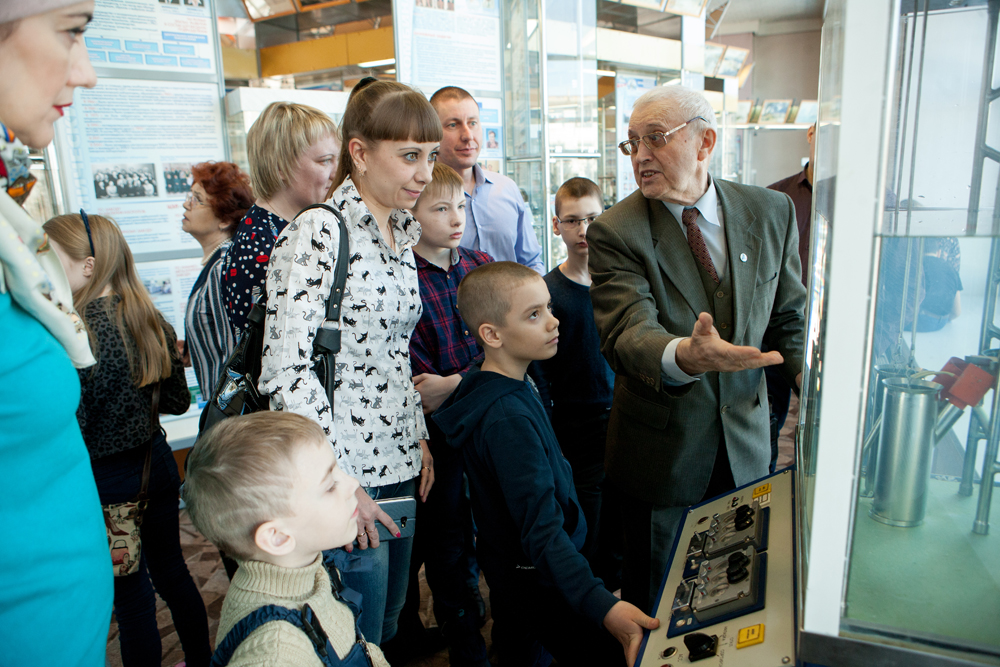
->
xmin=434 ymin=365 xmax=619 ymax=627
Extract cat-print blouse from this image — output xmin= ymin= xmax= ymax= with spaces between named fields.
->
xmin=259 ymin=178 xmax=427 ymax=485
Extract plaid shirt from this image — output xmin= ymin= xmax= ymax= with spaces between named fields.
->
xmin=411 ymin=247 xmax=493 ymax=376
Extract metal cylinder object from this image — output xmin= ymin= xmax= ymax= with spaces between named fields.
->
xmin=862 ymin=365 xmax=913 ymax=497
xmin=870 ymin=378 xmax=942 ymax=527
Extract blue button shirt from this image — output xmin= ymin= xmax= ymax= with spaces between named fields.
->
xmin=461 ymin=165 xmax=544 ymax=274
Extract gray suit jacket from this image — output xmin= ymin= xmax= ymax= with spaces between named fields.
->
xmin=588 ymin=179 xmax=806 ymax=506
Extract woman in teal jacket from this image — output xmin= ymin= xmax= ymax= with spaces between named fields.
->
xmin=0 ymin=3 xmax=114 ymax=665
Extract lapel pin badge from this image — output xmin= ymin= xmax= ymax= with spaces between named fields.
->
xmin=740 ymin=253 xmax=748 ymax=262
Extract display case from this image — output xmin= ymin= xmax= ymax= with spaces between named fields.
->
xmin=797 ymin=0 xmax=1000 ymax=664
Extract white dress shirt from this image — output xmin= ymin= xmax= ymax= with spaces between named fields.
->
xmin=660 ymin=176 xmax=727 ymax=385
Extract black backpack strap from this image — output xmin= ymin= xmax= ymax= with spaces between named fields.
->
xmin=295 ymin=203 xmax=350 ymax=405
xmin=211 ymin=604 xmax=336 ymax=666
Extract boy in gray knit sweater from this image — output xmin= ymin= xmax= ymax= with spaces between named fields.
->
xmin=184 ymin=412 xmax=389 ymax=667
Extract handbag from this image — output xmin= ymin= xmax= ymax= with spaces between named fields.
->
xmin=198 ymin=203 xmax=350 ymax=436
xmin=102 ymin=384 xmax=159 ymax=577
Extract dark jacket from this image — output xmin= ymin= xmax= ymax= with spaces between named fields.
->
xmin=433 ymin=366 xmax=618 ymax=627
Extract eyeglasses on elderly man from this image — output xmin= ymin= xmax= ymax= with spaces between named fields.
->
xmin=618 ymin=116 xmax=709 ymax=156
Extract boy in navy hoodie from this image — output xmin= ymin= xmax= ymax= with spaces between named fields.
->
xmin=434 ymin=261 xmax=658 ymax=667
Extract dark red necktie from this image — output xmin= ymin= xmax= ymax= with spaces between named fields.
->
xmin=681 ymin=207 xmax=719 ymax=283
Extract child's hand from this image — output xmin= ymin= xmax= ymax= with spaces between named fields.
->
xmin=602 ymin=600 xmax=660 ymax=667
xmin=413 ymin=373 xmax=463 ymax=413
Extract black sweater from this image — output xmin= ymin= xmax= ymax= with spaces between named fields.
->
xmin=77 ymin=296 xmax=190 ymax=459
xmin=433 ymin=366 xmax=618 ymax=627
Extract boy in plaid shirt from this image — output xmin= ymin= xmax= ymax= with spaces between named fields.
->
xmin=400 ymin=162 xmax=492 ymax=666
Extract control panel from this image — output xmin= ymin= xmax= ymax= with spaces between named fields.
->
xmin=637 ymin=469 xmax=795 ymax=666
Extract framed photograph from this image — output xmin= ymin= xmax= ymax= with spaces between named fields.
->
xmin=793 ymin=100 xmax=819 ymax=125
xmin=241 ymin=0 xmax=296 ymax=21
xmin=730 ymin=100 xmax=753 ymax=124
xmin=664 ymin=0 xmax=709 ymax=18
xmin=759 ymin=99 xmax=793 ymax=124
xmin=716 ymin=46 xmax=749 ymax=78
xmin=704 ymin=42 xmax=726 ymax=78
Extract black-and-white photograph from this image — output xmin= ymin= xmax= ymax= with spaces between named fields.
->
xmin=163 ymin=163 xmax=194 ymax=194
xmin=93 ymin=164 xmax=158 ymax=199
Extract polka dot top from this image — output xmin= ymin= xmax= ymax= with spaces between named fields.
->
xmin=221 ymin=203 xmax=289 ymax=334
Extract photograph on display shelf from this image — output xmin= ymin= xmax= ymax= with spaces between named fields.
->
xmin=163 ymin=163 xmax=194 ymax=194
xmin=731 ymin=100 xmax=754 ymax=125
xmin=758 ymin=99 xmax=793 ymax=124
xmin=793 ymin=100 xmax=819 ymax=125
xmin=664 ymin=0 xmax=709 ymax=17
xmin=704 ymin=42 xmax=726 ymax=77
xmin=93 ymin=164 xmax=158 ymax=200
xmin=716 ymin=46 xmax=749 ymax=78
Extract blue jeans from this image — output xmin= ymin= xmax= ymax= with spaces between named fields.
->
xmin=341 ymin=478 xmax=416 ymax=644
xmin=91 ymin=431 xmax=211 ymax=667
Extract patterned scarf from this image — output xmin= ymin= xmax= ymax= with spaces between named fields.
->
xmin=0 ymin=125 xmax=38 ymax=205
xmin=0 ymin=122 xmax=95 ymax=368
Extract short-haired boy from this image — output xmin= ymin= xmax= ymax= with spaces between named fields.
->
xmin=538 ymin=177 xmax=620 ymax=589
xmin=184 ymin=412 xmax=389 ymax=667
xmin=435 ymin=262 xmax=658 ymax=666
xmin=399 ymin=162 xmax=491 ymax=665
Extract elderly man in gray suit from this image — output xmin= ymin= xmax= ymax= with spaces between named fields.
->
xmin=588 ymin=86 xmax=806 ymax=614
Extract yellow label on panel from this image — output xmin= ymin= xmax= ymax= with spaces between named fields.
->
xmin=752 ymin=483 xmax=772 ymax=499
xmin=736 ymin=623 xmax=765 ymax=648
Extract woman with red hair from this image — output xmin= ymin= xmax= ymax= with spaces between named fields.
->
xmin=182 ymin=161 xmax=253 ymax=398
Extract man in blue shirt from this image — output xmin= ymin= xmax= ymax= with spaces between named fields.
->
xmin=430 ymin=86 xmax=545 ymax=274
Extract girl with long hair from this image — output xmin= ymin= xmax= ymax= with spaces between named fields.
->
xmin=45 ymin=212 xmax=212 ymax=667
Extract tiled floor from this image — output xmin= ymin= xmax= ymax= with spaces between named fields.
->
xmin=106 ymin=415 xmax=796 ymax=666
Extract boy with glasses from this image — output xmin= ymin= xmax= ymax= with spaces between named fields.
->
xmin=538 ymin=177 xmax=621 ymax=590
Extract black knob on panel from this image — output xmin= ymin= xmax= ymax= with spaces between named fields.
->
xmin=728 ymin=552 xmax=749 ymax=568
xmin=727 ymin=565 xmax=750 ymax=584
xmin=683 ymin=632 xmax=719 ymax=662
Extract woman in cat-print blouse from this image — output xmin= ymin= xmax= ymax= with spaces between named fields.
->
xmin=259 ymin=81 xmax=440 ymax=645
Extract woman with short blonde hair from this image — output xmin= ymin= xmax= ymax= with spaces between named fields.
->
xmin=222 ymin=102 xmax=339 ymax=333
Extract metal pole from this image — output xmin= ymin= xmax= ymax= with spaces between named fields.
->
xmin=974 ymin=397 xmax=1000 ymax=534
xmin=966 ymin=0 xmax=1000 ymax=234
xmin=903 ymin=0 xmax=929 ymax=237
xmin=960 ymin=405 xmax=990 ymax=496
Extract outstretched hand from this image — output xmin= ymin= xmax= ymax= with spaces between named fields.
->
xmin=675 ymin=312 xmax=783 ymax=376
xmin=603 ymin=601 xmax=660 ymax=666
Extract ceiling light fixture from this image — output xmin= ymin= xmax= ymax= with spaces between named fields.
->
xmin=358 ymin=58 xmax=395 ymax=68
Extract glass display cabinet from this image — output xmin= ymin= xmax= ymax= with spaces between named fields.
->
xmin=797 ymin=0 xmax=1000 ymax=664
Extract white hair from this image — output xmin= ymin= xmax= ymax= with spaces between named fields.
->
xmin=632 ymin=85 xmax=717 ymax=133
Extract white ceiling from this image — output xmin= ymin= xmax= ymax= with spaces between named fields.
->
xmin=710 ymin=0 xmax=824 ymax=23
